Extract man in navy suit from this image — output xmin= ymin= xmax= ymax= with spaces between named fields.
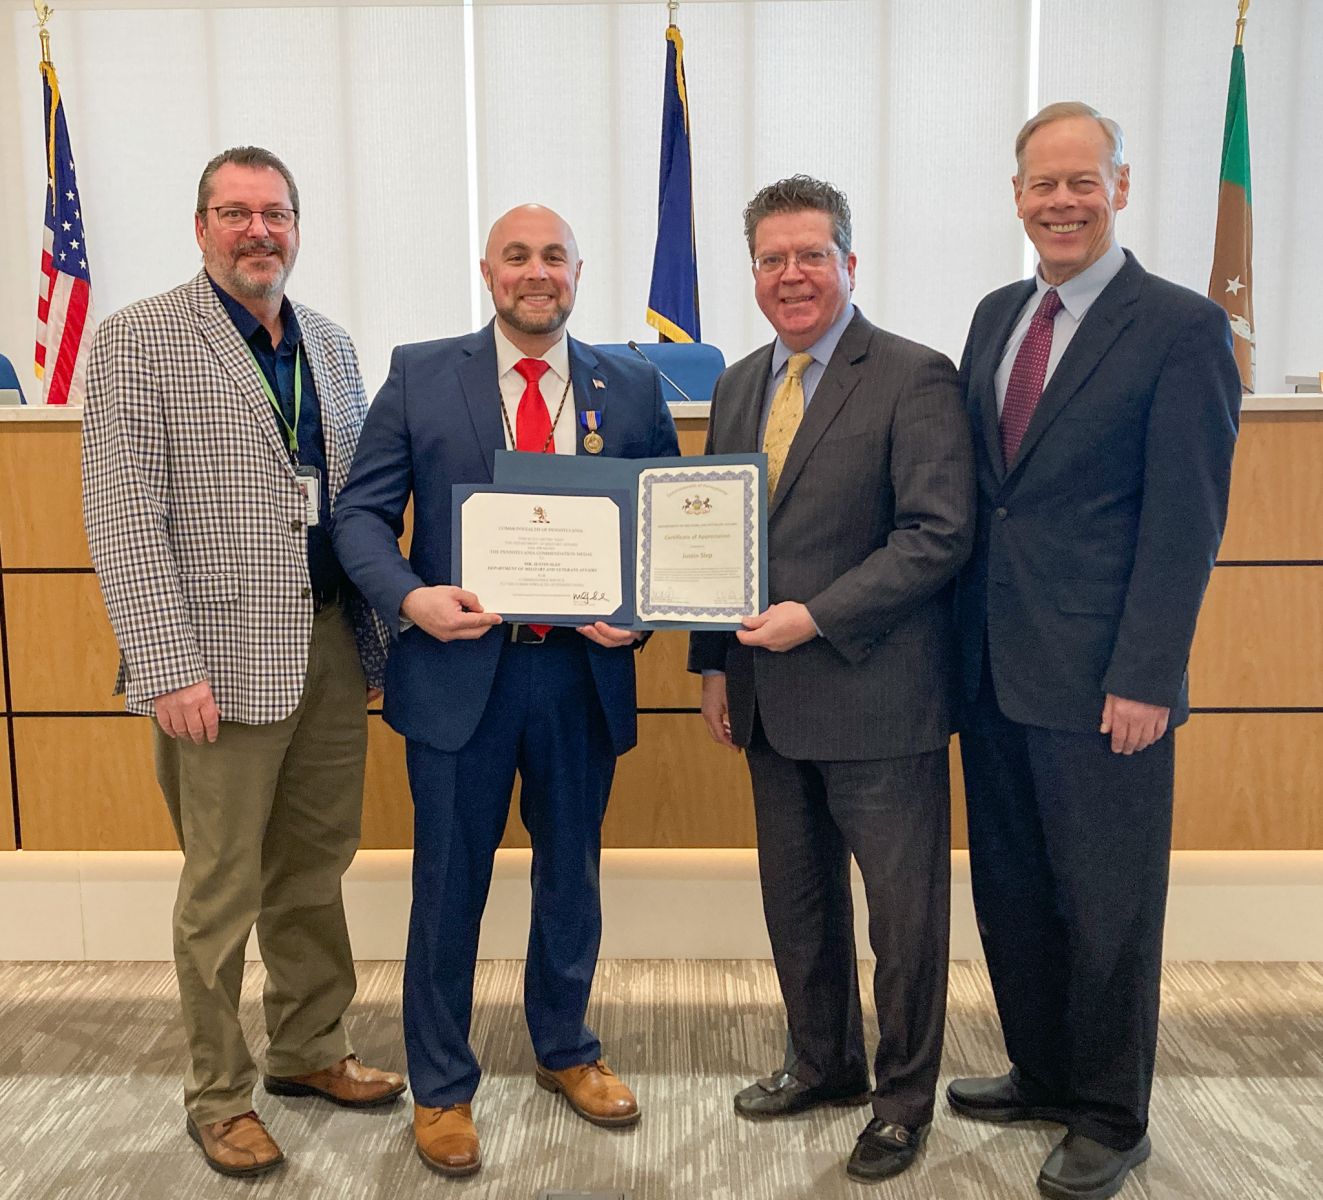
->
xmin=333 ymin=204 xmax=678 ymax=1177
xmin=950 ymin=102 xmax=1240 ymax=1200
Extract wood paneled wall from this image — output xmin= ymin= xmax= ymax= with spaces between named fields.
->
xmin=1217 ymin=414 xmax=1323 ymax=560
xmin=0 ymin=725 xmax=13 ymax=851
xmin=2 ymin=412 xmax=1319 ymax=852
xmin=0 ymin=424 xmax=90 ymax=567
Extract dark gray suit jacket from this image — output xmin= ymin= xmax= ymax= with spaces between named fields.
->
xmin=689 ymin=310 xmax=975 ymax=761
xmin=955 ymin=251 xmax=1241 ymax=733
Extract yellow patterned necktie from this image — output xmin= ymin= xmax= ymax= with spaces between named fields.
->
xmin=763 ymin=351 xmax=813 ymax=497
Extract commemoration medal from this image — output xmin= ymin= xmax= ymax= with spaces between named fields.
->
xmin=581 ymin=409 xmax=604 ymax=455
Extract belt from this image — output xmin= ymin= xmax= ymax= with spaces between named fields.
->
xmin=509 ymin=623 xmax=577 ymax=646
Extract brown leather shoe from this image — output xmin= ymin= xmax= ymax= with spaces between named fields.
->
xmin=414 ymin=1102 xmax=481 ymax=1177
xmin=186 ymin=1110 xmax=284 ymax=1178
xmin=264 ymin=1054 xmax=406 ymax=1108
xmin=535 ymin=1059 xmax=640 ymax=1127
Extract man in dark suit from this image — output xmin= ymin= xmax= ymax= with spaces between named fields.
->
xmin=950 ymin=103 xmax=1240 ymax=1200
xmin=333 ymin=204 xmax=678 ymax=1177
xmin=689 ymin=176 xmax=974 ymax=1182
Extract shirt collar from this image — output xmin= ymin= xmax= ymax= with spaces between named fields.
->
xmin=1036 ymin=240 xmax=1125 ymax=322
xmin=493 ymin=320 xmax=571 ymax=383
xmin=771 ymin=302 xmax=856 ymax=377
xmin=207 ymin=272 xmax=301 ymax=352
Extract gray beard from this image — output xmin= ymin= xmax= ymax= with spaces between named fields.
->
xmin=220 ymin=261 xmax=289 ymax=300
xmin=206 ymin=238 xmax=293 ymax=301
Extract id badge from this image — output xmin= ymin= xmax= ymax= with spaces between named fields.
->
xmin=295 ymin=465 xmax=321 ymax=527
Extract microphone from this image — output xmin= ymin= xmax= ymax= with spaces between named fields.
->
xmin=627 ymin=339 xmax=695 ymax=404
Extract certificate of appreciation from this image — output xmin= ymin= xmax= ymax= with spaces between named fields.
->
xmin=635 ymin=463 xmax=760 ymax=625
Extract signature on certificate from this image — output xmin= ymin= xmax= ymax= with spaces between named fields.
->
xmin=573 ymin=590 xmax=611 ymax=606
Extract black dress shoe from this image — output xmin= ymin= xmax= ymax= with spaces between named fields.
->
xmin=1038 ymin=1131 xmax=1151 ymax=1200
xmin=947 ymin=1074 xmax=1072 ymax=1124
xmin=846 ymin=1119 xmax=929 ymax=1182
xmin=733 ymin=1071 xmax=871 ymax=1119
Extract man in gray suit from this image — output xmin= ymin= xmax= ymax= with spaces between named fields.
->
xmin=82 ymin=146 xmax=402 ymax=1178
xmin=689 ymin=176 xmax=974 ymax=1182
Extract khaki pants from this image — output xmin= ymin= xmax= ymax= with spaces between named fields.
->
xmin=154 ymin=604 xmax=367 ymax=1124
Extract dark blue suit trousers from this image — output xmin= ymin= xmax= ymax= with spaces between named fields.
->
xmin=404 ymin=635 xmax=615 ymax=1105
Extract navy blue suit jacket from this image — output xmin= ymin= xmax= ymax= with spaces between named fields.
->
xmin=332 ymin=323 xmax=679 ymax=755
xmin=955 ymin=251 xmax=1241 ymax=734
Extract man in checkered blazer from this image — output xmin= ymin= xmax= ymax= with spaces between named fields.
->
xmin=81 ymin=146 xmax=402 ymax=1179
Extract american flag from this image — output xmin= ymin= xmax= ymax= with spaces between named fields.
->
xmin=34 ymin=60 xmax=94 ymax=406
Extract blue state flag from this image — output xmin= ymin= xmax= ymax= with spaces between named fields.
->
xmin=646 ymin=26 xmax=700 ymax=344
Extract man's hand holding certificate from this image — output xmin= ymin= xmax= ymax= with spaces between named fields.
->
xmin=453 ymin=453 xmax=767 ymax=630
xmin=399 ymin=584 xmax=503 ymax=642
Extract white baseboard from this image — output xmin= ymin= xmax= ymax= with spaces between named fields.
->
xmin=1 ymin=848 xmax=1321 ymax=961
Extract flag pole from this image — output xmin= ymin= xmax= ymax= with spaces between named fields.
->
xmin=646 ymin=0 xmax=700 ymax=344
xmin=35 ymin=3 xmax=57 ymax=218
xmin=34 ymin=2 xmax=53 ymax=66
xmin=32 ymin=0 xmax=96 ymax=404
xmin=1208 ymin=0 xmax=1254 ymax=392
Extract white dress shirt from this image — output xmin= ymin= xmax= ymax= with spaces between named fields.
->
xmin=494 ymin=322 xmax=577 ymax=455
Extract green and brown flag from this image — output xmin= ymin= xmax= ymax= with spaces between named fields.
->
xmin=1209 ymin=42 xmax=1253 ymax=392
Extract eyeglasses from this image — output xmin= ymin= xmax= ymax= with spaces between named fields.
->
xmin=206 ymin=206 xmax=299 ymax=233
xmin=752 ymin=247 xmax=839 ymax=275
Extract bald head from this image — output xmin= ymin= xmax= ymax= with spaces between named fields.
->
xmin=483 ymin=204 xmax=578 ymax=265
xmin=480 ymin=204 xmax=583 ymax=355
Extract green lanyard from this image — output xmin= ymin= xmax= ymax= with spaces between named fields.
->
xmin=246 ymin=343 xmax=303 ymax=460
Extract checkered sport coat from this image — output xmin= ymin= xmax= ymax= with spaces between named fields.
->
xmin=82 ymin=270 xmax=388 ymax=724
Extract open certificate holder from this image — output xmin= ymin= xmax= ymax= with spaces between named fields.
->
xmin=452 ymin=452 xmax=766 ymax=630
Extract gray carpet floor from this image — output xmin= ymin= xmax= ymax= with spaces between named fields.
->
xmin=0 ymin=960 xmax=1319 ymax=1199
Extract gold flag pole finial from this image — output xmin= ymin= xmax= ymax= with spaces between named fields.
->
xmin=667 ymin=0 xmax=679 ymax=29
xmin=1235 ymin=0 xmax=1250 ymax=47
xmin=34 ymin=1 xmax=54 ymax=65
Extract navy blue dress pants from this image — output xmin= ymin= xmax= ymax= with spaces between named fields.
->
xmin=960 ymin=667 xmax=1175 ymax=1151
xmin=402 ymin=635 xmax=616 ymax=1106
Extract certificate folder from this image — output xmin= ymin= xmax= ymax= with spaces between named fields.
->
xmin=451 ymin=452 xmax=767 ymax=631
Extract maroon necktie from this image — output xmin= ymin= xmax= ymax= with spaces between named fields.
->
xmin=513 ymin=357 xmax=554 ymax=454
xmin=512 ymin=357 xmax=553 ymax=636
xmin=1000 ymin=288 xmax=1063 ymax=467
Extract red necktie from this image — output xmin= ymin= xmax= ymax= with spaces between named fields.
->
xmin=513 ymin=357 xmax=554 ymax=454
xmin=1000 ymin=288 xmax=1063 ymax=467
xmin=512 ymin=357 xmax=553 ymax=636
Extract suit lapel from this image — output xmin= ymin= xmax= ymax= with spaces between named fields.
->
xmin=297 ymin=311 xmax=341 ymax=476
xmin=978 ymin=280 xmax=1035 ymax=483
xmin=730 ymin=344 xmax=773 ymax=455
xmin=1007 ymin=253 xmax=1143 ymax=475
xmin=768 ymin=312 xmax=868 ymax=519
xmin=567 ymin=336 xmax=605 ymax=454
xmin=188 ymin=272 xmax=293 ymax=472
xmin=457 ymin=324 xmax=504 ymax=482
